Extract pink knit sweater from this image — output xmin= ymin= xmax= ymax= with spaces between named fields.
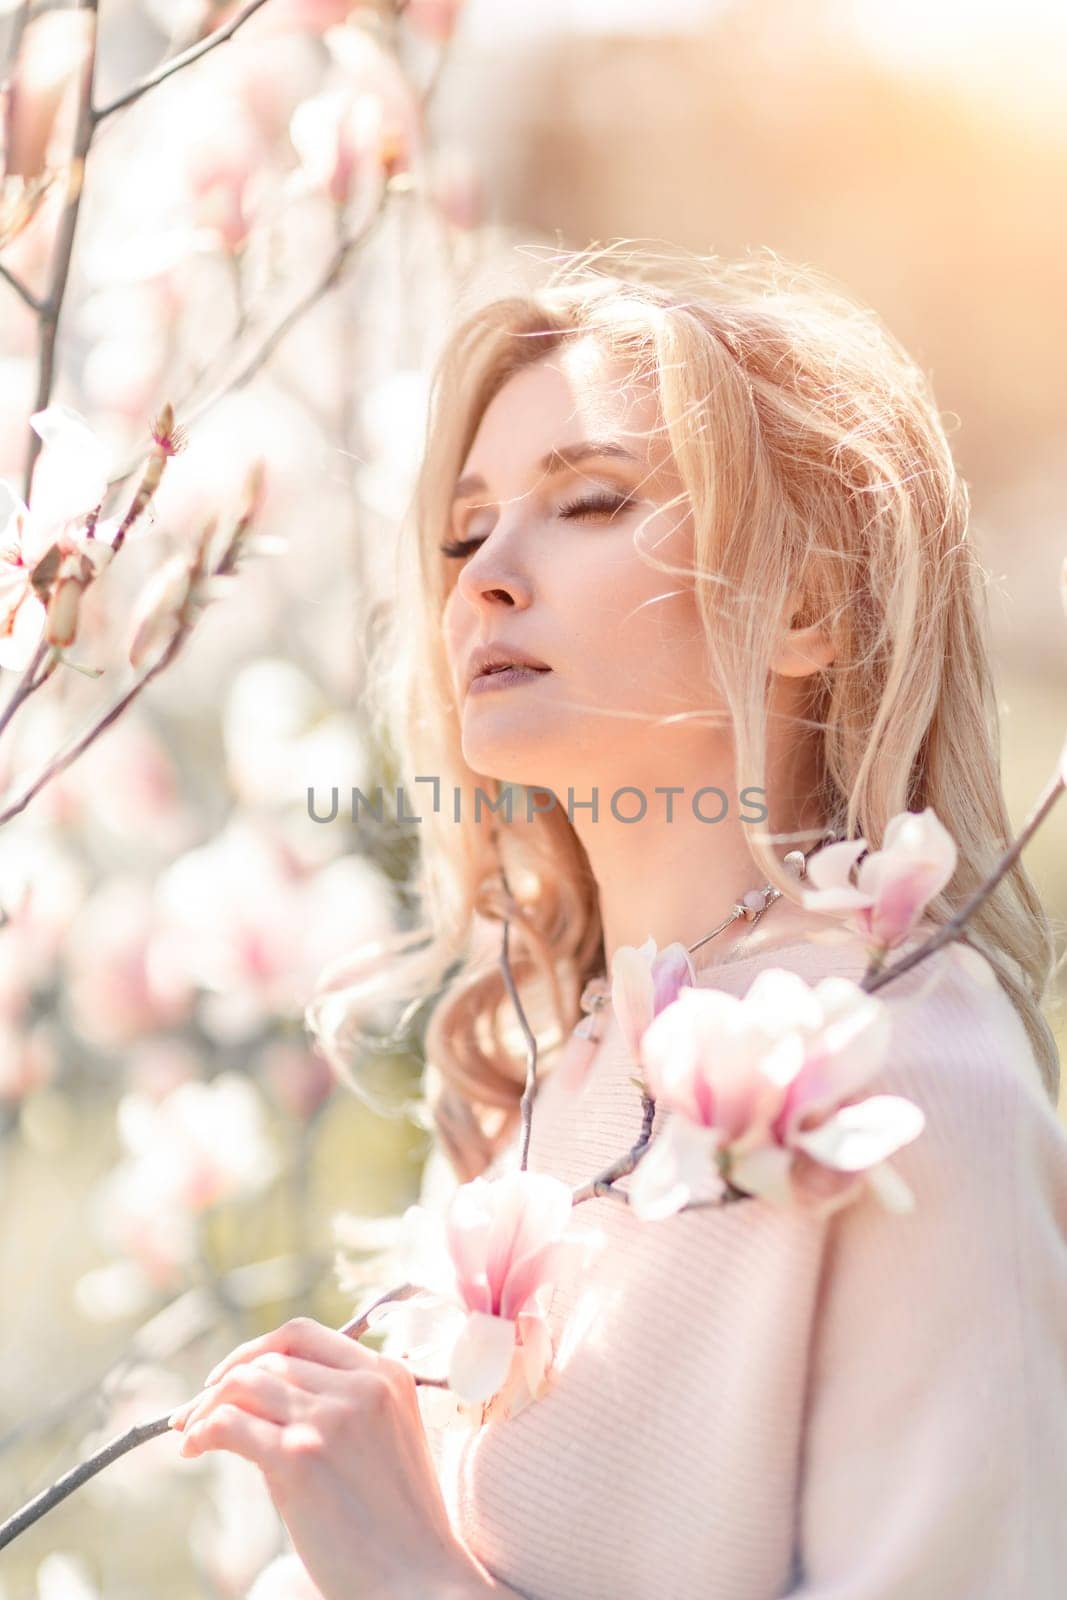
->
xmin=418 ymin=934 xmax=1067 ymax=1600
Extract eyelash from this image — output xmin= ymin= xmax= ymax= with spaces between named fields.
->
xmin=438 ymin=491 xmax=633 ymax=560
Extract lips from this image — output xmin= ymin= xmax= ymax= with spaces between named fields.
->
xmin=466 ymin=643 xmax=551 ymax=690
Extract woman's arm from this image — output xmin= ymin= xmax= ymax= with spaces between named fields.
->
xmin=784 ymin=1003 xmax=1067 ymax=1598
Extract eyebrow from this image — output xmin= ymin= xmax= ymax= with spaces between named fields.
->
xmin=450 ymin=440 xmax=640 ymax=504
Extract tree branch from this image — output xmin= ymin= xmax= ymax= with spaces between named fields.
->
xmin=21 ymin=0 xmax=99 ymax=503
xmin=861 ymin=766 xmax=1065 ymax=995
xmin=91 ymin=0 xmax=273 ymax=122
xmin=0 ymin=260 xmax=41 ymax=313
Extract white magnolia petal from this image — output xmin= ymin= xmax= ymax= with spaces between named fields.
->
xmin=28 ymin=404 xmax=111 ymax=533
xmin=447 ymin=1310 xmax=517 ymax=1404
xmin=727 ymin=1141 xmax=794 ymax=1204
xmin=863 ymin=1159 xmax=916 ymax=1214
xmin=626 ymin=1128 xmax=691 ymax=1222
xmin=803 ymin=836 xmax=868 ymax=892
xmin=628 ymin=1119 xmax=721 ymax=1221
xmin=611 ymin=941 xmax=655 ymax=1061
xmin=791 ymin=1094 xmax=925 ymax=1172
xmin=0 ymin=480 xmax=29 ymax=542
xmin=0 ymin=592 xmax=46 ymax=669
xmin=666 ymin=1116 xmax=725 ymax=1193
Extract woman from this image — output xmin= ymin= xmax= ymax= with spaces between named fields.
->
xmin=172 ymin=244 xmax=1067 ymax=1600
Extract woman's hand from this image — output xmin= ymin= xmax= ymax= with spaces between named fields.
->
xmin=168 ymin=1315 xmax=493 ymax=1600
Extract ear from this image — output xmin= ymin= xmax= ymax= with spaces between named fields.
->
xmin=770 ymin=587 xmax=835 ymax=679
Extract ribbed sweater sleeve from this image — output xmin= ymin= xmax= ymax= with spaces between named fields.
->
xmin=784 ymin=965 xmax=1067 ymax=1598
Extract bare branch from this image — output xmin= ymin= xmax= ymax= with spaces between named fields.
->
xmin=0 ymin=639 xmax=50 ymax=741
xmin=861 ymin=767 xmax=1065 ymax=995
xmin=175 ymin=192 xmax=395 ymax=439
xmin=91 ymin=0 xmax=273 ymax=122
xmin=0 ymin=259 xmax=41 ymax=312
xmin=22 ymin=0 xmax=99 ymax=503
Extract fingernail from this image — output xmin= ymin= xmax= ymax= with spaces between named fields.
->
xmin=168 ymin=1398 xmax=196 ymax=1429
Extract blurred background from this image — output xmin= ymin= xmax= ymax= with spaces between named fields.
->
xmin=1 ymin=1 xmax=1064 ymax=1594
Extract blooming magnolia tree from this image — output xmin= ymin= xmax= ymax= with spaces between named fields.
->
xmin=1 ymin=5 xmax=1064 ymax=1595
xmin=0 ymin=1 xmax=481 ymax=1591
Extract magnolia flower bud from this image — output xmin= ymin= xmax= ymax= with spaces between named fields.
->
xmin=4 ymin=12 xmax=95 ymax=180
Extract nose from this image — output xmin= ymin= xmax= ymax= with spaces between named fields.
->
xmin=453 ymin=527 xmax=532 ymax=615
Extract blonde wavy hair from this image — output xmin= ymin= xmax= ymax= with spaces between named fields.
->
xmin=305 ymin=241 xmax=1061 ymax=1183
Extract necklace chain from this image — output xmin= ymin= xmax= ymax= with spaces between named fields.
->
xmin=574 ymin=833 xmax=839 ymax=1038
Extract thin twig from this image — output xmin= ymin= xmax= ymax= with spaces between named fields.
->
xmin=571 ymin=1092 xmax=657 ymax=1204
xmin=861 ymin=768 xmax=1065 ymax=995
xmin=0 ymin=639 xmax=49 ymax=741
xmin=19 ymin=1 xmax=272 ymax=498
xmin=0 ymin=620 xmax=190 ymax=824
xmin=90 ymin=0 xmax=273 ymax=122
xmin=0 ymin=260 xmax=41 ymax=312
xmin=0 ymin=1249 xmax=329 ymax=1457
xmin=176 ymin=195 xmax=394 ymax=437
xmin=0 ymin=1279 xmax=441 ymax=1550
xmin=497 ymin=900 xmax=539 ymax=1173
xmin=22 ymin=0 xmax=99 ymax=503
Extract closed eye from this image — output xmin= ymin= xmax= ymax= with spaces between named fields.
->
xmin=438 ymin=491 xmax=634 ymax=559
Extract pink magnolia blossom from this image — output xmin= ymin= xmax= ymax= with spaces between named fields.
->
xmin=126 ymin=550 xmax=202 ymax=670
xmin=628 ymin=968 xmax=924 ymax=1223
xmin=154 ymin=816 xmax=396 ymax=1041
xmin=183 ymin=120 xmax=262 ymax=254
xmin=404 ymin=1 xmax=465 ymax=45
xmin=558 ymin=935 xmax=695 ymax=1094
xmin=612 ymin=935 xmax=696 ymax=1063
xmin=65 ymin=876 xmax=196 ymax=1049
xmin=361 ymin=1171 xmax=595 ymax=1410
xmin=289 ymin=88 xmax=382 ymax=207
xmin=224 ymin=0 xmax=357 ymax=35
xmin=88 ymin=1072 xmax=279 ymax=1292
xmin=323 ymin=24 xmax=423 ymax=181
xmin=801 ymin=807 xmax=957 ymax=953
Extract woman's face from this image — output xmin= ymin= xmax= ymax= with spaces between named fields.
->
xmin=440 ymin=338 xmax=717 ymax=795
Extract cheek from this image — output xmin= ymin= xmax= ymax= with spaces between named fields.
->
xmin=441 ymin=589 xmax=465 ymax=674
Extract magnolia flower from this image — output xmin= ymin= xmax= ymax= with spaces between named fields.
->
xmin=558 ymin=936 xmax=695 ymax=1094
xmin=126 ymin=552 xmax=199 ymax=670
xmin=289 ymin=89 xmax=383 ymax=207
xmin=0 ymin=405 xmax=118 ymax=667
xmin=0 ymin=500 xmax=47 ymax=670
xmin=404 ymin=0 xmax=466 ymax=44
xmin=126 ymin=521 xmax=233 ymax=669
xmin=628 ymin=968 xmax=924 ymax=1223
xmin=612 ymin=936 xmax=696 ymax=1063
xmin=323 ymin=24 xmax=422 ymax=181
xmin=801 ymin=807 xmax=957 ymax=955
xmin=362 ymin=1170 xmax=593 ymax=1410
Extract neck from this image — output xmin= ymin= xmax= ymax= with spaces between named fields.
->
xmin=568 ymin=748 xmax=830 ymax=975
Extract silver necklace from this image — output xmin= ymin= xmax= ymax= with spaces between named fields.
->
xmin=571 ymin=836 xmax=836 ymax=1053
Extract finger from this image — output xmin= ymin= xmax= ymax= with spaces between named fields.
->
xmin=175 ymin=1351 xmax=356 ymax=1432
xmin=177 ymin=1361 xmax=306 ymax=1442
xmin=198 ymin=1315 xmax=375 ymax=1393
xmin=180 ymin=1401 xmax=285 ymax=1467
